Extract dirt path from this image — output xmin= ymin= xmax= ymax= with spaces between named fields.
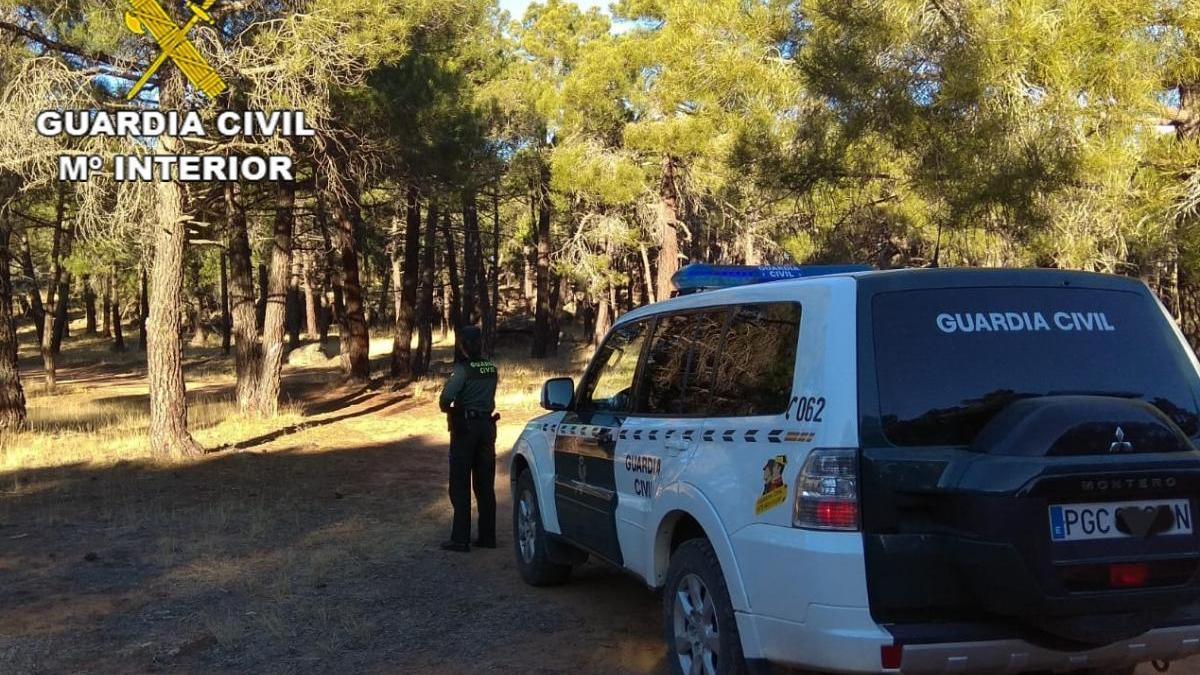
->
xmin=2 ymin=357 xmax=1198 ymax=674
xmin=0 ymin=360 xmax=663 ymax=675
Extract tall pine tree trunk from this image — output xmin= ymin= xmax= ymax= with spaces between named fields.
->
xmin=639 ymin=244 xmax=656 ymax=305
xmin=101 ymin=273 xmax=111 ymax=338
xmin=523 ymin=245 xmax=534 ymax=305
xmin=286 ymin=251 xmax=302 ymax=350
xmin=375 ymin=264 xmax=391 ymax=327
xmin=18 ymin=235 xmax=44 ymax=345
xmin=392 ymin=187 xmax=421 ymax=378
xmin=531 ymin=175 xmax=554 ymax=358
xmin=390 ymin=216 xmax=402 ymax=322
xmin=146 ymin=70 xmax=201 ymax=457
xmin=189 ymin=291 xmax=208 ymax=347
xmin=1178 ymin=84 xmax=1198 ymax=142
xmin=225 ymin=182 xmax=260 ymax=412
xmin=138 ymin=266 xmax=148 ymax=351
xmin=0 ymin=210 xmax=26 ymax=429
xmin=110 ymin=264 xmax=125 ymax=352
xmin=256 ymin=263 xmax=268 ymax=329
xmin=414 ymin=198 xmax=438 ymax=377
xmin=49 ymin=270 xmax=69 ymax=356
xmin=441 ymin=208 xmax=462 ymax=332
xmin=1176 ymin=83 xmax=1199 ymax=350
xmin=255 ymin=182 xmax=295 ymax=416
xmin=656 ymin=154 xmax=681 ymax=302
xmin=83 ymin=274 xmax=96 ymax=334
xmin=594 ymin=290 xmax=612 ymax=345
xmin=464 ymin=190 xmax=490 ymax=333
xmin=548 ymin=272 xmax=562 ymax=357
xmin=486 ymin=187 xmax=500 ymax=355
xmin=42 ymin=274 xmax=70 ymax=393
xmin=330 ymin=182 xmax=370 ymax=382
xmin=461 ymin=191 xmax=479 ymax=325
xmin=316 ymin=189 xmax=342 ymax=346
xmin=302 ymin=252 xmax=320 ymax=339
xmin=524 ymin=191 xmax=536 ymax=311
xmin=441 ymin=282 xmax=452 ymax=340
xmin=41 ymin=186 xmax=68 ymax=392
xmin=219 ymin=251 xmax=230 ymax=354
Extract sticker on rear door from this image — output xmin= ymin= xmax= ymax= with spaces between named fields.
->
xmin=754 ymin=455 xmax=788 ymax=515
xmin=1048 ymin=499 xmax=1193 ymax=542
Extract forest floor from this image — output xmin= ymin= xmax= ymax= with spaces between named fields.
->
xmin=0 ymin=326 xmax=662 ymax=674
xmin=1 ymin=326 xmax=1198 ymax=674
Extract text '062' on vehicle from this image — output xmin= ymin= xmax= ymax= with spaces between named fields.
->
xmin=508 ymin=264 xmax=1200 ymax=675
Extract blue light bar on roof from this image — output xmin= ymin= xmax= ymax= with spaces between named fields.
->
xmin=671 ymin=263 xmax=871 ymax=295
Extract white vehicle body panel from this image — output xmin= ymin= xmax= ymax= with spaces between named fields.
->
xmin=509 ymin=274 xmax=875 ymax=663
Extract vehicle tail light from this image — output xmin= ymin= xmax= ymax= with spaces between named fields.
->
xmin=880 ymin=644 xmax=903 ymax=670
xmin=793 ymin=448 xmax=859 ymax=531
xmin=1109 ymin=563 xmax=1150 ymax=588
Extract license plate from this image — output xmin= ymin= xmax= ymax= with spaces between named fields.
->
xmin=1048 ymin=499 xmax=1193 ymax=542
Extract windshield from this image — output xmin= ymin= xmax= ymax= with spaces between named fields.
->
xmin=871 ymin=286 xmax=1200 ymax=446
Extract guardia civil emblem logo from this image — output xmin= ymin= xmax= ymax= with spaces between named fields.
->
xmin=123 ymin=0 xmax=227 ymax=99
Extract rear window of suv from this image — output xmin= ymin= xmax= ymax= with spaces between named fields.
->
xmin=871 ymin=286 xmax=1200 ymax=446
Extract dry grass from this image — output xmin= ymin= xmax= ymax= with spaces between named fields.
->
xmin=0 ymin=372 xmax=308 ymax=473
xmin=0 ymin=324 xmax=589 ymax=470
xmin=0 ymin=322 xmax=674 ymax=674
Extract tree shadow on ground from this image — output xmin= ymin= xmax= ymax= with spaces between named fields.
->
xmin=0 ymin=432 xmax=664 ymax=675
xmin=209 ymin=394 xmax=413 ymax=453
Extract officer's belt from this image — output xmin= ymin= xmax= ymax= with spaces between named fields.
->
xmin=457 ymin=409 xmax=493 ymax=420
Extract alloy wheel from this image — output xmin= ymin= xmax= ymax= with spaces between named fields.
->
xmin=672 ymin=572 xmax=719 ymax=675
xmin=517 ymin=489 xmax=537 ymax=564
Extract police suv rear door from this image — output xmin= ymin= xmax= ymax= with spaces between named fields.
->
xmin=613 ymin=308 xmax=731 ymax=576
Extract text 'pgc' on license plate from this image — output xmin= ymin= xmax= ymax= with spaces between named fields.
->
xmin=1048 ymin=499 xmax=1193 ymax=542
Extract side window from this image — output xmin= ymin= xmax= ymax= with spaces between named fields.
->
xmin=681 ymin=310 xmax=729 ymax=412
xmin=577 ymin=320 xmax=649 ymax=413
xmin=638 ymin=314 xmax=694 ymax=415
xmin=711 ymin=303 xmax=801 ymax=417
xmin=637 ymin=310 xmax=730 ymax=416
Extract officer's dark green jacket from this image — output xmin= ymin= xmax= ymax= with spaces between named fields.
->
xmin=439 ymin=359 xmax=498 ymax=414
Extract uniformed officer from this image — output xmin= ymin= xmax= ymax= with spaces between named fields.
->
xmin=439 ymin=325 xmax=499 ymax=552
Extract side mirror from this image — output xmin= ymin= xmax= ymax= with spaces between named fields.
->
xmin=541 ymin=377 xmax=574 ymax=411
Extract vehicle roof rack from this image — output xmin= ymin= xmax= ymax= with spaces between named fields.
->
xmin=670 ymin=263 xmax=872 ymax=296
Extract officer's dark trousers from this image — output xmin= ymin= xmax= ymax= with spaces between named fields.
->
xmin=448 ymin=418 xmax=496 ymax=545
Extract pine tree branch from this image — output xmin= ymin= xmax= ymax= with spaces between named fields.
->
xmin=0 ymin=19 xmax=131 ymax=69
xmin=77 ymin=65 xmax=152 ymax=84
xmin=9 ymin=209 xmax=56 ymax=229
xmin=926 ymin=0 xmax=965 ymax=36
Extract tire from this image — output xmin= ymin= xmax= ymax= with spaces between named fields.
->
xmin=512 ymin=469 xmax=572 ymax=586
xmin=663 ymin=538 xmax=746 ymax=675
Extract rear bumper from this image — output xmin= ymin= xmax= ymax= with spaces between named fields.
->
xmin=736 ymin=605 xmax=892 ymax=673
xmin=738 ymin=609 xmax=1200 ymax=673
xmin=895 ymin=623 xmax=1200 ymax=674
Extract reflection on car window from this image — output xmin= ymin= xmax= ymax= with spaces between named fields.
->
xmin=681 ymin=311 xmax=729 ymax=412
xmin=711 ymin=304 xmax=801 ymax=417
xmin=872 ymin=287 xmax=1200 ymax=446
xmin=579 ymin=320 xmax=649 ymax=412
xmin=639 ymin=314 xmax=695 ymax=415
xmin=638 ymin=310 xmax=730 ymax=416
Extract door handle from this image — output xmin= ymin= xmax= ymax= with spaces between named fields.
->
xmin=664 ymin=440 xmax=693 ymax=456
